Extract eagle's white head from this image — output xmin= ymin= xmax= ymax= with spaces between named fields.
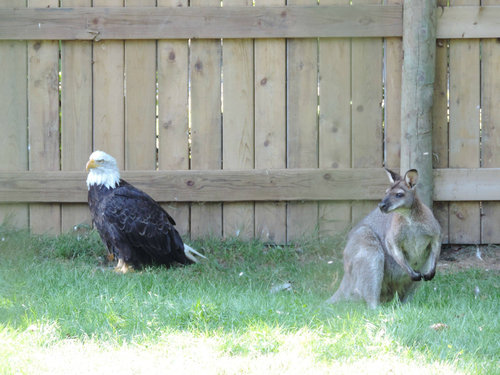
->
xmin=86 ymin=150 xmax=120 ymax=190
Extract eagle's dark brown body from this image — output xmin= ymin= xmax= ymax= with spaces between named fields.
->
xmin=88 ymin=179 xmax=193 ymax=268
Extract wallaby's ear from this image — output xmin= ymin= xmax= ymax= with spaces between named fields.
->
xmin=404 ymin=169 xmax=419 ymax=188
xmin=384 ymin=168 xmax=401 ymax=184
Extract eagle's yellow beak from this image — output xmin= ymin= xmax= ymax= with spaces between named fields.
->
xmin=86 ymin=159 xmax=98 ymax=172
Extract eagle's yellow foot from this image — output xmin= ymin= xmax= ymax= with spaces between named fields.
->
xmin=107 ymin=253 xmax=115 ymax=262
xmin=114 ymin=258 xmax=133 ymax=274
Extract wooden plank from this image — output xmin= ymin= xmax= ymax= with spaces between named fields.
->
xmin=480 ymin=0 xmax=500 ymax=244
xmin=124 ymin=0 xmax=156 ymax=170
xmin=318 ymin=0 xmax=351 ymax=239
xmin=5 ymin=5 xmax=500 ymax=40
xmin=2 ymin=168 xmax=500 ymax=203
xmin=190 ymin=0 xmax=222 ymax=239
xmin=157 ymin=0 xmax=190 ymax=237
xmin=93 ymin=0 xmax=125 ymax=169
xmin=286 ymin=0 xmax=319 ymax=242
xmin=27 ymin=0 xmax=61 ymax=234
xmin=384 ymin=0 xmax=402 ymax=170
xmin=0 ymin=5 xmax=403 ymax=40
xmin=433 ymin=0 xmax=450 ymax=244
xmin=436 ymin=6 xmax=500 ymax=39
xmin=222 ymin=0 xmax=255 ymax=240
xmin=6 ymin=6 xmax=500 ymax=40
xmin=433 ymin=169 xmax=500 ymax=202
xmin=351 ymin=0 xmax=384 ymax=225
xmin=254 ymin=0 xmax=287 ymax=244
xmin=448 ymin=0 xmax=481 ymax=244
xmin=60 ymin=0 xmax=93 ymax=233
xmin=0 ymin=0 xmax=28 ymax=229
xmin=0 ymin=169 xmax=388 ymax=203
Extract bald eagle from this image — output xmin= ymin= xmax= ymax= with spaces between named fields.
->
xmin=86 ymin=150 xmax=205 ymax=273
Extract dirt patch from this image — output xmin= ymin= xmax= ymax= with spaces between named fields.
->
xmin=438 ymin=245 xmax=500 ymax=273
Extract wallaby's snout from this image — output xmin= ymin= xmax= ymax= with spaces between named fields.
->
xmin=378 ymin=200 xmax=390 ymax=213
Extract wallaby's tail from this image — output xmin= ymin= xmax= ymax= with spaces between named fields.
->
xmin=183 ymin=243 xmax=207 ymax=263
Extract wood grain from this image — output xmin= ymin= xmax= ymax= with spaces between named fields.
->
xmin=480 ymin=0 xmax=500 ymax=243
xmin=28 ymin=0 xmax=61 ymax=234
xmin=318 ymin=0 xmax=351 ymax=238
xmin=2 ymin=168 xmax=500 ymax=203
xmin=0 ymin=0 xmax=28 ymax=228
xmin=124 ymin=0 xmax=157 ymax=170
xmin=436 ymin=6 xmax=500 ymax=38
xmin=0 ymin=5 xmax=403 ymax=40
xmin=0 ymin=168 xmax=396 ymax=203
xmin=384 ymin=0 xmax=402 ymax=170
xmin=158 ymin=0 xmax=190 ymax=237
xmin=93 ymin=0 xmax=125 ymax=168
xmin=287 ymin=0 xmax=319 ymax=243
xmin=351 ymin=0 xmax=384 ymax=225
xmin=190 ymin=0 xmax=222 ymax=239
xmin=433 ymin=169 xmax=500 ymax=201
xmin=222 ymin=0 xmax=255 ymax=240
xmin=432 ymin=0 xmax=450 ymax=243
xmin=60 ymin=0 xmax=93 ymax=233
xmin=3 ymin=5 xmax=500 ymax=40
xmin=254 ymin=0 xmax=287 ymax=244
xmin=448 ymin=0 xmax=480 ymax=244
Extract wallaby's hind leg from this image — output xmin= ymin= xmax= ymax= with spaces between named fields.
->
xmin=328 ymin=225 xmax=385 ymax=309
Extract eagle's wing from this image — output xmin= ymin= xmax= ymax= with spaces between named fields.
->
xmin=102 ymin=182 xmax=189 ymax=266
xmin=114 ymin=187 xmax=177 ymax=226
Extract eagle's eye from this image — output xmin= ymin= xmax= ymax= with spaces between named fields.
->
xmin=96 ymin=159 xmax=104 ymax=163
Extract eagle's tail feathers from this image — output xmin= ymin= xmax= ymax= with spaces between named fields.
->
xmin=183 ymin=243 xmax=207 ymax=263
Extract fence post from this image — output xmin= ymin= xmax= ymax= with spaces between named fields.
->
xmin=400 ymin=0 xmax=436 ymax=207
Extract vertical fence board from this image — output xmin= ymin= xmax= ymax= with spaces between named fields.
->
xmin=124 ymin=0 xmax=157 ymax=170
xmin=61 ymin=0 xmax=93 ymax=233
xmin=222 ymin=0 xmax=255 ymax=240
xmin=287 ymin=0 xmax=319 ymax=242
xmin=93 ymin=0 xmax=125 ymax=169
xmin=449 ymin=0 xmax=480 ymax=244
xmin=0 ymin=2 xmax=28 ymax=229
xmin=384 ymin=0 xmax=402 ymax=170
xmin=480 ymin=0 xmax=500 ymax=243
xmin=158 ymin=0 xmax=190 ymax=237
xmin=351 ymin=0 xmax=384 ymax=224
xmin=433 ymin=1 xmax=450 ymax=243
xmin=318 ymin=0 xmax=351 ymax=238
xmin=28 ymin=0 xmax=61 ymax=234
xmin=190 ymin=0 xmax=222 ymax=239
xmin=254 ymin=0 xmax=287 ymax=244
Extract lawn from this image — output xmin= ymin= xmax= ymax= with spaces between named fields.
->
xmin=0 ymin=226 xmax=498 ymax=374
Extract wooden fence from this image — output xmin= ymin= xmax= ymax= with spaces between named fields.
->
xmin=1 ymin=1 xmax=500 ymax=244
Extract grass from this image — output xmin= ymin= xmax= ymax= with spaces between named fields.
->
xmin=0 ymin=226 xmax=498 ymax=375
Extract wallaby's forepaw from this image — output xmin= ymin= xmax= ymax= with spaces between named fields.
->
xmin=423 ymin=270 xmax=436 ymax=281
xmin=410 ymin=271 xmax=423 ymax=281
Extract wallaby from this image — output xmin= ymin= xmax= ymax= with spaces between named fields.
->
xmin=328 ymin=168 xmax=442 ymax=309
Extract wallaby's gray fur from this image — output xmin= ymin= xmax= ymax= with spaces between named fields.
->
xmin=328 ymin=168 xmax=442 ymax=309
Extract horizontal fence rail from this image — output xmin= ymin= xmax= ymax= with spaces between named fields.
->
xmin=1 ymin=168 xmax=500 ymax=203
xmin=0 ymin=5 xmax=403 ymax=40
xmin=0 ymin=6 xmax=500 ymax=40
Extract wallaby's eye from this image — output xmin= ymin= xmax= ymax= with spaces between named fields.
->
xmin=396 ymin=192 xmax=405 ymax=198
